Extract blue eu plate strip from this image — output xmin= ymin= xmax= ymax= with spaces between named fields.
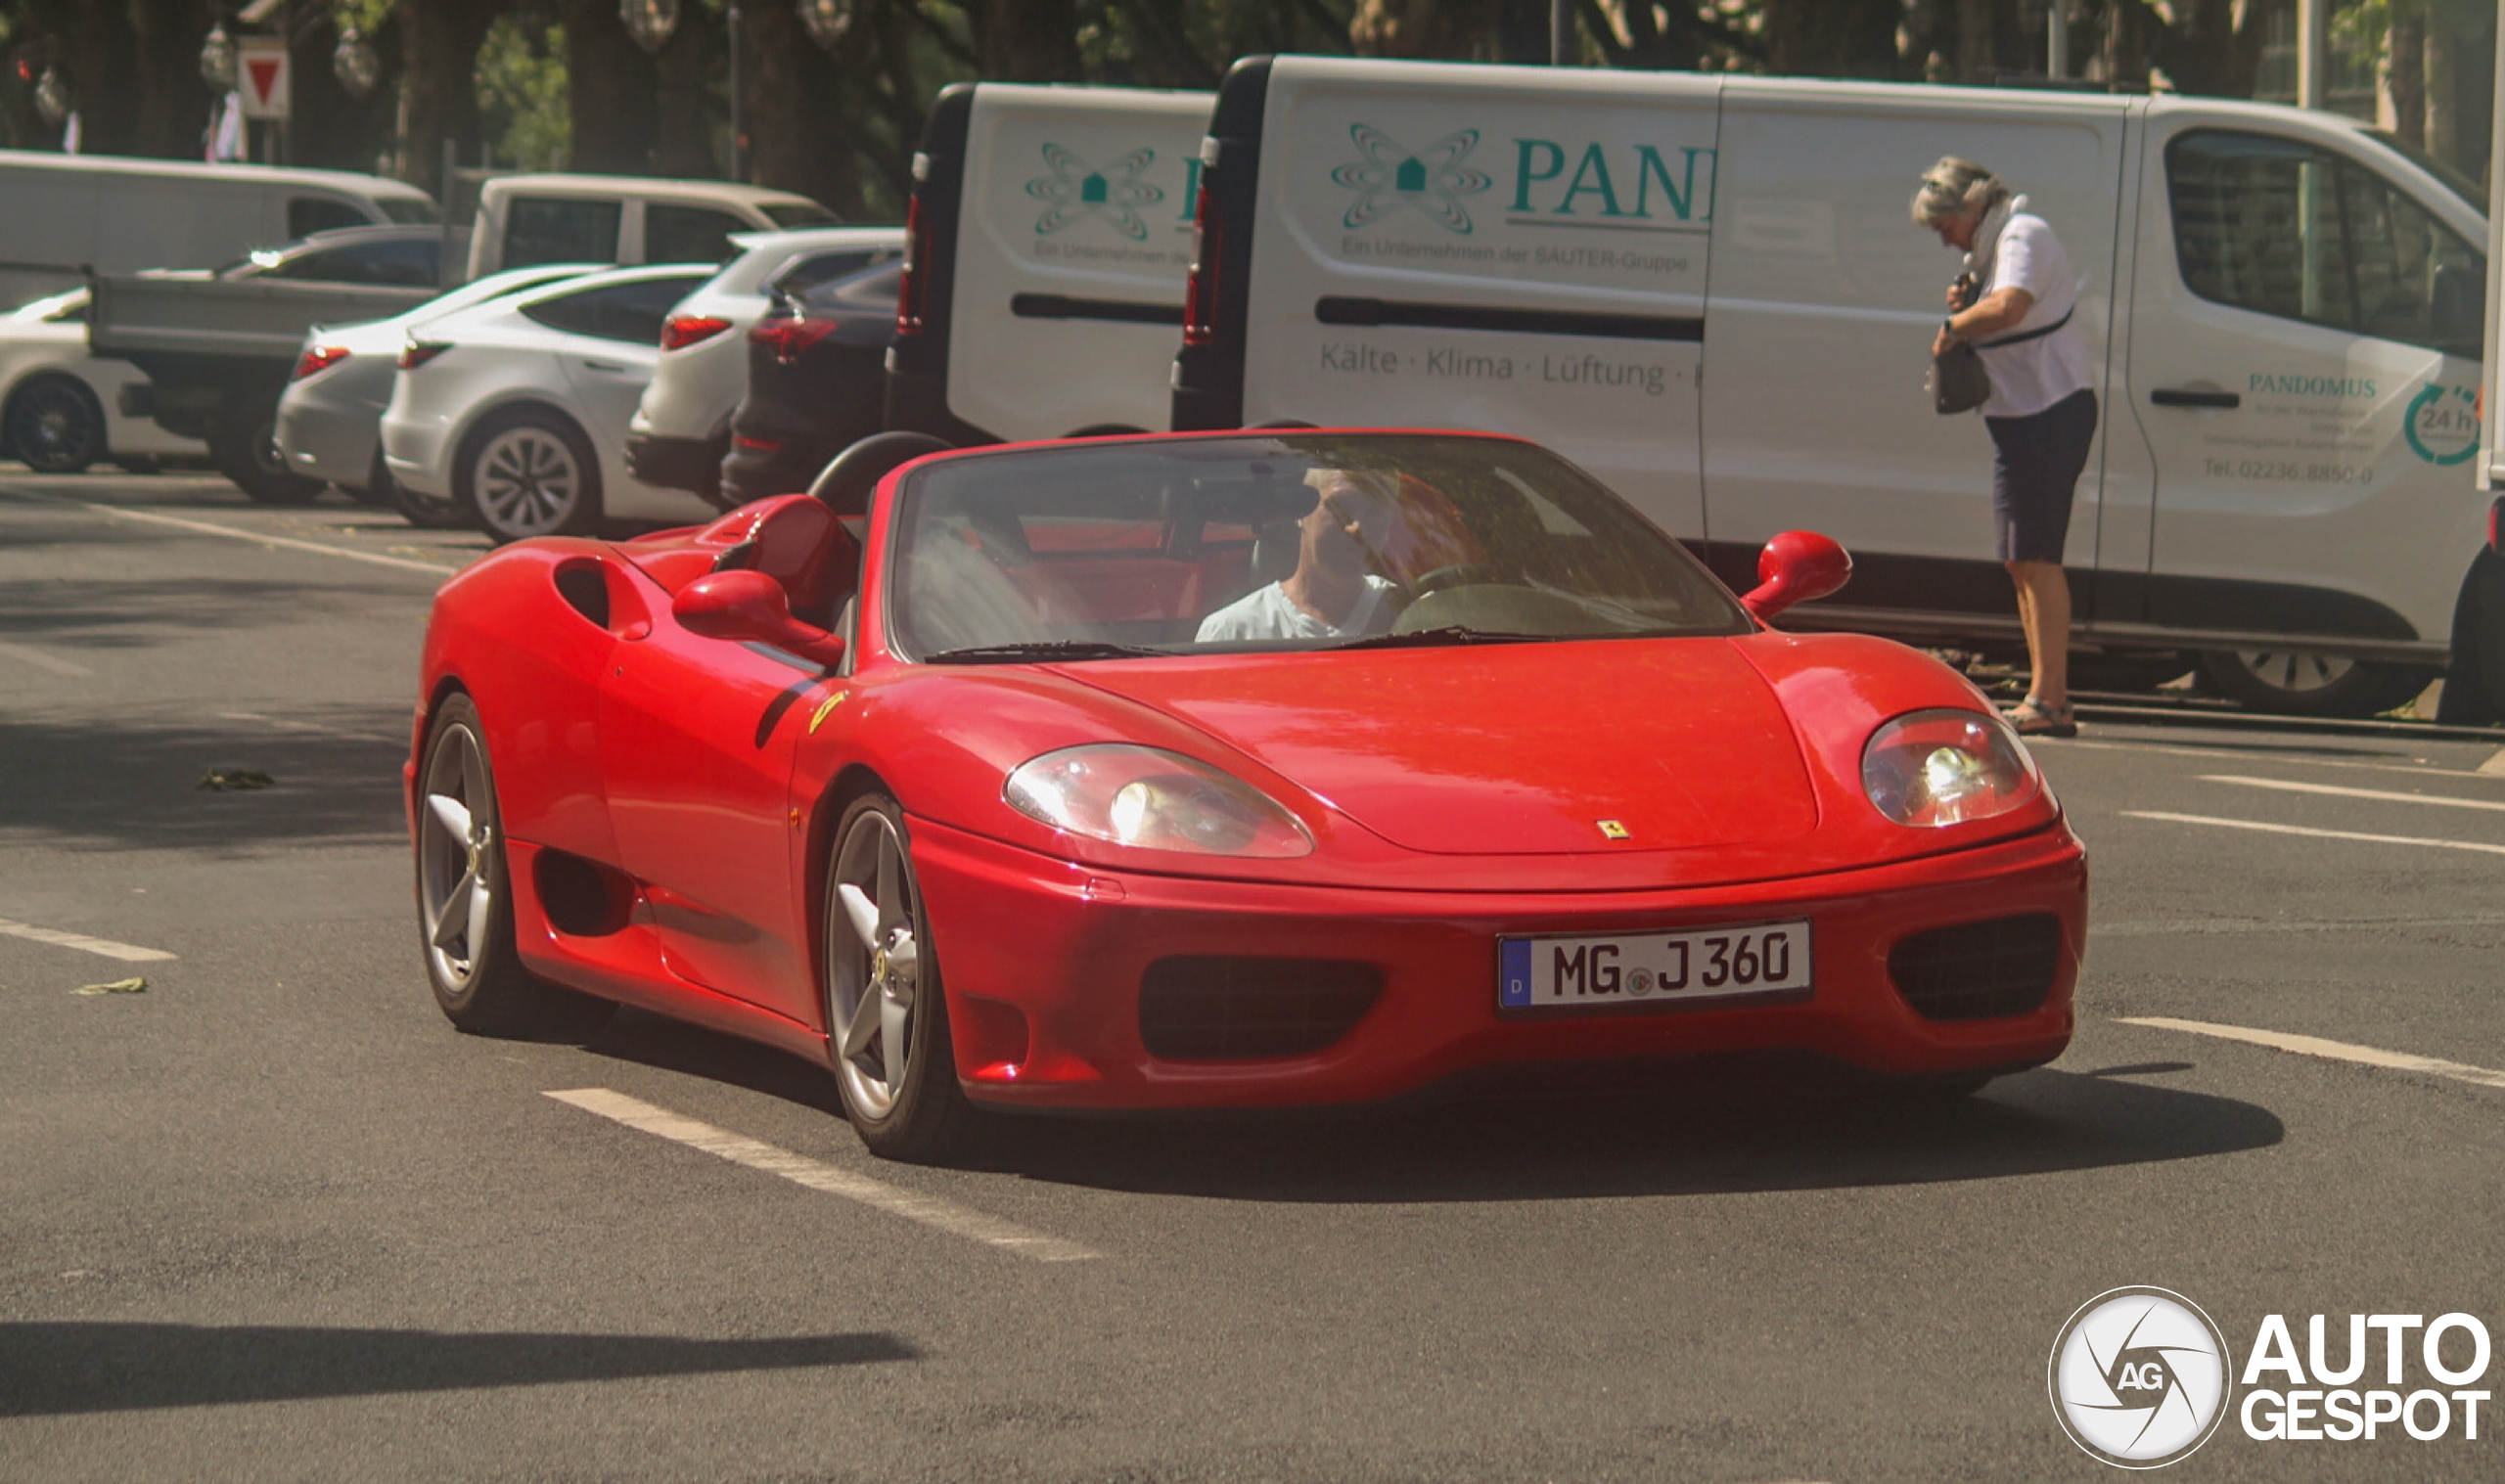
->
xmin=1498 ymin=939 xmax=1531 ymax=1008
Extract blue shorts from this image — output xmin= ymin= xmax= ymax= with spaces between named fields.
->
xmin=1985 ymin=389 xmax=2098 ymax=563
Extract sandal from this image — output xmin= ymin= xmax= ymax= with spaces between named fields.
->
xmin=2005 ymin=697 xmax=2077 ymax=738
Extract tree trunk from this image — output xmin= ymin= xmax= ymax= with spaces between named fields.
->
xmin=2390 ymin=8 xmax=2427 ymax=149
xmin=1957 ymin=0 xmax=1996 ymax=81
xmin=561 ymin=0 xmax=659 ymax=175
xmin=2422 ymin=11 xmax=2458 ymax=166
xmin=650 ymin=12 xmax=720 ymax=178
xmin=743 ymin=5 xmax=865 ymax=216
xmin=977 ymin=0 xmax=1081 ymax=80
xmin=399 ymin=0 xmax=500 ymax=199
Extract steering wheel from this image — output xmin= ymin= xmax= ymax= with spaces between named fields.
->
xmin=1405 ymin=562 xmax=1500 ymax=598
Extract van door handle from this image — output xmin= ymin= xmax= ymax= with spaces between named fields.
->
xmin=578 ymin=358 xmax=627 ymax=373
xmin=2150 ymin=386 xmax=2240 ymax=409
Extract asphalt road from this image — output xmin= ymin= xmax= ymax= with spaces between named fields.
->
xmin=3 ymin=472 xmax=2502 ymax=1483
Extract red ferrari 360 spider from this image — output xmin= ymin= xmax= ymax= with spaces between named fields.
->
xmin=409 ymin=430 xmax=2085 ymax=1161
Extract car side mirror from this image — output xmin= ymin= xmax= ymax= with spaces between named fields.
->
xmin=1742 ymin=530 xmax=1852 ymax=621
xmin=672 ymin=569 xmax=847 ymax=666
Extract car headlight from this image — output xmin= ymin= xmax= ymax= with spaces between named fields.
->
xmin=1004 ymin=744 xmax=1314 ymax=858
xmin=1860 ymin=708 xmax=2040 ymax=827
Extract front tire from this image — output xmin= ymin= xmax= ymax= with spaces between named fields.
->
xmin=459 ymin=407 xmax=603 ymax=543
xmin=417 ymin=694 xmax=614 ymax=1038
xmin=5 ymin=374 xmax=107 ymax=473
xmin=824 ymin=791 xmax=978 ymax=1163
xmin=2198 ymin=649 xmax=2430 ymax=718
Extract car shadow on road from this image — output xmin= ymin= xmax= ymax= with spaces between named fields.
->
xmin=0 ymin=1323 xmax=915 ymax=1416
xmin=573 ymin=1011 xmax=2281 ymax=1204
xmin=953 ymin=1062 xmax=2284 ymax=1203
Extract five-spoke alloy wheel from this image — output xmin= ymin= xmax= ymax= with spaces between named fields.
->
xmin=824 ymin=791 xmax=977 ymax=1162
xmin=417 ymin=694 xmax=611 ymax=1037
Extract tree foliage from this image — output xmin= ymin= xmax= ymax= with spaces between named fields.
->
xmin=0 ymin=0 xmax=2490 ymax=215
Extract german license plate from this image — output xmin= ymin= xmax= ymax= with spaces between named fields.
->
xmin=1498 ymin=919 xmax=1812 ymax=1011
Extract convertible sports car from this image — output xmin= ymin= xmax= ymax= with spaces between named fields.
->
xmin=409 ymin=429 xmax=2086 ymax=1161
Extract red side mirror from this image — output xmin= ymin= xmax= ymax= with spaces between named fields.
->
xmin=672 ymin=569 xmax=847 ymax=666
xmin=1742 ymin=530 xmax=1852 ymax=622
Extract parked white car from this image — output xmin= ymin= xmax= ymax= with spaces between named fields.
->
xmin=0 ymin=290 xmax=202 ymax=472
xmin=380 ymin=263 xmax=716 ymax=542
xmin=624 ymin=226 xmax=903 ymax=502
xmin=277 ymin=262 xmax=602 ymax=526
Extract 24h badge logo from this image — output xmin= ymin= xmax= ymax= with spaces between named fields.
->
xmin=1331 ymin=123 xmax=1491 ymax=235
xmin=1025 ymin=144 xmax=1163 ymax=241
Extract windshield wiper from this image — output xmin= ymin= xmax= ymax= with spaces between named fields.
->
xmin=923 ymin=640 xmax=1169 ymax=664
xmin=1326 ymin=625 xmax=1552 ymax=651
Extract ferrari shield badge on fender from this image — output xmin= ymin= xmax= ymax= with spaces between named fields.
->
xmin=808 ymin=690 xmax=850 ymax=735
xmin=1596 ymin=820 xmax=1631 ymax=840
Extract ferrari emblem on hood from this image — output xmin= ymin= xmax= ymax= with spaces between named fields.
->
xmin=1597 ymin=820 xmax=1630 ymax=840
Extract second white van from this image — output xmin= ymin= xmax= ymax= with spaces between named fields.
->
xmin=886 ymin=82 xmax=1214 ymax=445
xmin=1171 ymin=56 xmax=2496 ymax=718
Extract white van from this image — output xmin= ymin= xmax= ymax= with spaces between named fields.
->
xmin=464 ymin=174 xmax=840 ymax=281
xmin=886 ymin=82 xmax=1213 ymax=444
xmin=0 ymin=150 xmax=436 ymax=310
xmin=1172 ymin=56 xmax=2495 ymax=718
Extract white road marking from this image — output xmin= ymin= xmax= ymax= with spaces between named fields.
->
xmin=0 ymin=917 xmax=176 ymax=963
xmin=3 ymin=489 xmax=460 ymax=578
xmin=2059 ymin=736 xmax=2505 ymax=782
xmin=2118 ymin=1016 xmax=2505 ymax=1092
xmin=220 ymin=710 xmax=405 ymax=746
xmin=545 ymin=1087 xmax=1101 ymax=1263
xmin=2122 ymin=811 xmax=2505 ymax=858
xmin=0 ymin=640 xmax=91 ymax=676
xmin=2099 ymin=912 xmax=2505 ymax=938
xmin=2202 ymin=774 xmax=2505 ymax=813
xmin=2482 ymin=747 xmax=2505 ymax=778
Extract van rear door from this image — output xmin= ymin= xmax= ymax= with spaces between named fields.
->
xmin=1700 ymin=81 xmax=2130 ymax=621
xmin=1240 ymin=58 xmax=1719 ymax=537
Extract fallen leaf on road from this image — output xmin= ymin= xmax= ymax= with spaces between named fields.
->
xmin=197 ymin=768 xmax=275 ymax=791
xmin=72 ymin=976 xmax=148 ymax=996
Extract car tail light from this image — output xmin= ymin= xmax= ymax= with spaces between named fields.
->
xmin=398 ymin=340 xmax=450 ymax=371
xmin=1181 ymin=175 xmax=1222 ymax=347
xmin=660 ymin=314 xmax=731 ymax=351
xmin=750 ymin=315 xmax=838 ymax=366
xmin=292 ymin=344 xmax=349 ymax=381
xmin=895 ymin=190 xmax=928 ymax=337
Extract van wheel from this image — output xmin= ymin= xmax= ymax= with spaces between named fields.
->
xmin=2198 ymin=649 xmax=2431 ymax=718
xmin=210 ymin=401 xmax=324 ymax=505
xmin=5 ymin=374 xmax=107 ymax=473
xmin=460 ymin=407 xmax=602 ymax=543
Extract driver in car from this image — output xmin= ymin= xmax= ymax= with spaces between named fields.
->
xmin=1196 ymin=468 xmax=1406 ymax=642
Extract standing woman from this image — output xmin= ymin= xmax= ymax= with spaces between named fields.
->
xmin=1915 ymin=157 xmax=2098 ymax=738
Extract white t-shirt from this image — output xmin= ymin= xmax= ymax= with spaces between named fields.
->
xmin=1196 ymin=576 xmax=1396 ymax=642
xmin=1975 ymin=208 xmax=2094 ymax=420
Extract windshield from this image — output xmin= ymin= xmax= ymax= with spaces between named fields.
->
xmin=887 ymin=434 xmax=1752 ymax=662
